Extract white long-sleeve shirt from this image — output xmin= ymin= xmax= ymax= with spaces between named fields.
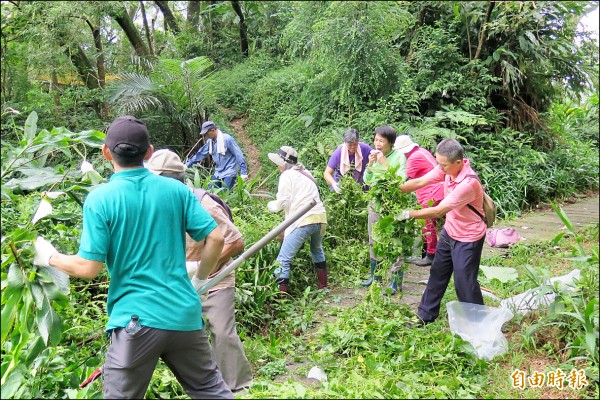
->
xmin=268 ymin=167 xmax=327 ymax=236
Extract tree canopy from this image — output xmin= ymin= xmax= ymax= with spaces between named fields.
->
xmin=2 ymin=1 xmax=597 ymax=136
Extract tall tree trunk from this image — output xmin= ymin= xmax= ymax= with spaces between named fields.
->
xmin=85 ymin=17 xmax=110 ymax=119
xmin=187 ymin=0 xmax=200 ymax=30
xmin=231 ymin=0 xmax=249 ymax=57
xmin=406 ymin=6 xmax=427 ymax=64
xmin=63 ymin=43 xmax=104 ymax=119
xmin=154 ymin=0 xmax=181 ymax=34
xmin=473 ymin=1 xmax=495 ymax=62
xmin=112 ymin=9 xmax=151 ymax=58
xmin=204 ymin=0 xmax=220 ymax=59
xmin=140 ymin=1 xmax=155 ymax=56
xmin=465 ymin=11 xmax=472 ymax=60
xmin=127 ymin=3 xmax=137 ymax=21
xmin=1 ymin=37 xmax=9 ymax=102
xmin=152 ymin=4 xmax=159 ymax=55
xmin=50 ymin=71 xmax=61 ymax=107
xmin=85 ymin=19 xmax=106 ymax=89
xmin=65 ymin=44 xmax=99 ymax=90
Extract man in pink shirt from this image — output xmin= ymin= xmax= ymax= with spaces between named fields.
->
xmin=397 ymin=139 xmax=486 ymax=325
xmin=394 ymin=135 xmax=444 ymax=266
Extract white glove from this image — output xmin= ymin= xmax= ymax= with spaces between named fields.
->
xmin=186 ymin=261 xmax=198 ymax=279
xmin=332 ymin=182 xmax=342 ymax=194
xmin=394 ymin=209 xmax=412 ymax=222
xmin=191 ymin=277 xmax=210 ymax=302
xmin=267 ymin=200 xmax=279 ymax=213
xmin=240 ymin=174 xmax=248 ymax=181
xmin=33 ymin=237 xmax=58 ymax=267
xmin=43 ymin=191 xmax=66 ymax=199
xmin=80 ymin=160 xmax=96 ymax=173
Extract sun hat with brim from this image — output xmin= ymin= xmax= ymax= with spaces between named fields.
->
xmin=268 ymin=146 xmax=298 ymax=167
xmin=146 ymin=149 xmax=186 ymax=175
xmin=105 ymin=115 xmax=150 ymax=155
xmin=200 ymin=120 xmax=216 ymax=135
xmin=394 ymin=135 xmax=418 ymax=154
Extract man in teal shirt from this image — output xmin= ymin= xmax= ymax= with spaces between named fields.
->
xmin=33 ymin=116 xmax=233 ymax=399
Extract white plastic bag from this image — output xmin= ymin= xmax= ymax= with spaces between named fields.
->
xmin=500 ymin=269 xmax=580 ymax=316
xmin=307 ymin=366 xmax=327 ymax=382
xmin=447 ymin=301 xmax=514 ymax=360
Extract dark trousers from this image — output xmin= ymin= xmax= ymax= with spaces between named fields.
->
xmin=417 ymin=228 xmax=485 ymax=322
xmin=209 ymin=175 xmax=236 ymax=189
xmin=103 ymin=327 xmax=232 ymax=399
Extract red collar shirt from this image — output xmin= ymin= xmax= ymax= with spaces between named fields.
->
xmin=405 ymin=146 xmax=444 ymax=205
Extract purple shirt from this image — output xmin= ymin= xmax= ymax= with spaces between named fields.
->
xmin=327 ymin=142 xmax=372 ymax=188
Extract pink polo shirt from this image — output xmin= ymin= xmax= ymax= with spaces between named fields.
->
xmin=405 ymin=147 xmax=444 ymax=206
xmin=422 ymin=159 xmax=486 ymax=242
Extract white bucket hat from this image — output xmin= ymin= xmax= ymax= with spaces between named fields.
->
xmin=394 ymin=135 xmax=418 ymax=154
xmin=268 ymin=146 xmax=298 ymax=167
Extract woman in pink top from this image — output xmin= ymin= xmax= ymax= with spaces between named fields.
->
xmin=394 ymin=135 xmax=444 ymax=266
xmin=397 ymin=139 xmax=486 ymax=325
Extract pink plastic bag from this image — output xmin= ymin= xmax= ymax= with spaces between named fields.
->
xmin=486 ymin=228 xmax=524 ymax=248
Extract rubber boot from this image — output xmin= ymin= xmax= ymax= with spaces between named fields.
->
xmin=276 ymin=277 xmax=289 ymax=293
xmin=386 ymin=270 xmax=404 ymax=296
xmin=361 ymin=259 xmax=382 ymax=287
xmin=315 ymin=261 xmax=328 ymax=289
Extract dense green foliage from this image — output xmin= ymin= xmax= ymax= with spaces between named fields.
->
xmin=1 ymin=0 xmax=599 ymax=398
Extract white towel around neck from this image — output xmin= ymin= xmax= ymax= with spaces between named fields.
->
xmin=208 ymin=129 xmax=227 ymax=155
xmin=339 ymin=143 xmax=364 ymax=176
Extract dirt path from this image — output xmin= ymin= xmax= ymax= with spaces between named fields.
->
xmin=228 ymin=115 xmax=261 ymax=180
xmin=483 ymin=193 xmax=599 ymax=258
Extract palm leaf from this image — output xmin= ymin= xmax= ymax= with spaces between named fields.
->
xmin=114 ymin=93 xmax=165 ymax=115
xmin=108 ymin=73 xmax=156 ymax=103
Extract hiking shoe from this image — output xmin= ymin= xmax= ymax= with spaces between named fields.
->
xmin=413 ymin=253 xmax=434 ymax=267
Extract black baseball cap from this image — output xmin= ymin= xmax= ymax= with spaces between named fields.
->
xmin=105 ymin=115 xmax=150 ymax=155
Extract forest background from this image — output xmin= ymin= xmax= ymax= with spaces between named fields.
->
xmin=1 ymin=1 xmax=599 ymax=398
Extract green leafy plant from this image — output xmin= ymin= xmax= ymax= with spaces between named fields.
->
xmin=366 ymin=167 xmax=420 ymax=264
xmin=1 ymin=113 xmax=106 ymax=398
xmin=323 ymin=174 xmax=369 ymax=244
xmin=1 ymin=111 xmax=105 ymax=193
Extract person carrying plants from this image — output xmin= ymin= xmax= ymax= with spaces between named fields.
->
xmin=393 ymin=135 xmax=444 ymax=267
xmin=186 ymin=120 xmax=248 ymax=189
xmin=397 ymin=138 xmax=486 ymax=326
xmin=32 ymin=116 xmax=233 ymax=399
xmin=361 ymin=125 xmax=407 ymax=295
xmin=146 ymin=149 xmax=253 ymax=393
xmin=267 ymin=146 xmax=328 ymax=293
xmin=323 ymin=128 xmax=373 ymax=193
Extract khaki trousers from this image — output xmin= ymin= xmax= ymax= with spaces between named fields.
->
xmin=203 ymin=287 xmax=253 ymax=391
